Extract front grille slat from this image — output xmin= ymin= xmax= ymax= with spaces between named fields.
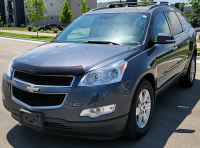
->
xmin=14 ymin=70 xmax=73 ymax=86
xmin=12 ymin=87 xmax=65 ymax=107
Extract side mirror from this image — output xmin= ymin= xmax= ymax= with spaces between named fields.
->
xmin=156 ymin=33 xmax=176 ymax=44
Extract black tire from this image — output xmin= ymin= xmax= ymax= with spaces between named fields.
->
xmin=124 ymin=79 xmax=155 ymax=139
xmin=179 ymin=54 xmax=196 ymax=87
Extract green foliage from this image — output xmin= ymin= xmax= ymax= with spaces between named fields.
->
xmin=33 ymin=27 xmax=37 ymax=32
xmin=25 ymin=0 xmax=47 ymax=37
xmin=80 ymin=0 xmax=89 ymax=13
xmin=179 ymin=0 xmax=200 ymax=22
xmin=21 ymin=24 xmax=25 ymax=27
xmin=53 ymin=28 xmax=59 ymax=33
xmin=0 ymin=13 xmax=3 ymax=27
xmin=45 ymin=29 xmax=50 ymax=33
xmin=28 ymin=25 xmax=33 ymax=31
xmin=40 ymin=29 xmax=44 ymax=33
xmin=4 ymin=24 xmax=9 ymax=27
xmin=0 ymin=32 xmax=54 ymax=41
xmin=59 ymin=0 xmax=72 ymax=26
xmin=0 ymin=21 xmax=3 ymax=27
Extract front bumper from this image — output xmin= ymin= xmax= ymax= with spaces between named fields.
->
xmin=2 ymin=74 xmax=133 ymax=139
xmin=4 ymin=103 xmax=128 ymax=139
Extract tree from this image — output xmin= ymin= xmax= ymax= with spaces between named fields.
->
xmin=180 ymin=0 xmax=200 ymax=24
xmin=25 ymin=0 xmax=47 ymax=37
xmin=59 ymin=0 xmax=72 ymax=26
xmin=80 ymin=0 xmax=89 ymax=14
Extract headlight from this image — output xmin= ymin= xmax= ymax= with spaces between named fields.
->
xmin=78 ymin=60 xmax=127 ymax=86
xmin=6 ymin=59 xmax=14 ymax=78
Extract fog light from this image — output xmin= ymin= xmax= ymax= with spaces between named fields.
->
xmin=80 ymin=104 xmax=116 ymax=118
xmin=2 ymin=92 xmax=5 ymax=101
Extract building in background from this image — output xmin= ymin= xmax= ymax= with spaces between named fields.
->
xmin=4 ymin=0 xmax=26 ymax=27
xmin=2 ymin=0 xmax=97 ymax=27
xmin=0 ymin=0 xmax=6 ymax=25
xmin=97 ymin=0 xmax=137 ymax=8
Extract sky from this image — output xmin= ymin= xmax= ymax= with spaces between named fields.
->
xmin=97 ymin=0 xmax=188 ymax=4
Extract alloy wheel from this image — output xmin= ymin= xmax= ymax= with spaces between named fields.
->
xmin=136 ymin=89 xmax=151 ymax=128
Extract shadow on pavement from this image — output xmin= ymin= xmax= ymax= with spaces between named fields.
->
xmin=6 ymin=80 xmax=200 ymax=148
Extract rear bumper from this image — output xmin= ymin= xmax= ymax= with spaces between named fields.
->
xmin=4 ymin=103 xmax=128 ymax=140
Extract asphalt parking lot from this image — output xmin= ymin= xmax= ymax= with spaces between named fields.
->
xmin=0 ymin=37 xmax=200 ymax=148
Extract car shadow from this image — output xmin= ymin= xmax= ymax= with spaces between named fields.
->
xmin=6 ymin=79 xmax=200 ymax=148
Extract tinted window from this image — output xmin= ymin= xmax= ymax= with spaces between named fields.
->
xmin=153 ymin=12 xmax=170 ymax=41
xmin=176 ymin=12 xmax=190 ymax=31
xmin=164 ymin=11 xmax=182 ymax=35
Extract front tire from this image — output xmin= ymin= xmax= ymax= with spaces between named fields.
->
xmin=179 ymin=54 xmax=196 ymax=87
xmin=124 ymin=79 xmax=154 ymax=139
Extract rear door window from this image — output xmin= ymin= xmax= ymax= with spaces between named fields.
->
xmin=153 ymin=12 xmax=171 ymax=41
xmin=176 ymin=12 xmax=190 ymax=32
xmin=164 ymin=11 xmax=182 ymax=35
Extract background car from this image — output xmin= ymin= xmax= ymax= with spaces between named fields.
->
xmin=38 ymin=24 xmax=64 ymax=31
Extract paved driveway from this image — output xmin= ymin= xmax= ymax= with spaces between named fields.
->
xmin=0 ymin=37 xmax=200 ymax=148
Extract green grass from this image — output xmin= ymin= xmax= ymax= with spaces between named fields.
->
xmin=0 ymin=27 xmax=28 ymax=31
xmin=0 ymin=32 xmax=54 ymax=41
xmin=0 ymin=27 xmax=57 ymax=34
xmin=197 ymin=48 xmax=200 ymax=56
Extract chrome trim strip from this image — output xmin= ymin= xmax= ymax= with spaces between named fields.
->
xmin=11 ymin=86 xmax=68 ymax=110
xmin=156 ymin=69 xmax=186 ymax=95
xmin=12 ymin=70 xmax=75 ymax=88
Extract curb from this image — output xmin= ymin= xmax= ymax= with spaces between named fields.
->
xmin=0 ymin=36 xmax=48 ymax=43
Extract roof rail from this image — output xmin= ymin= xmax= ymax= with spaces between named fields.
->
xmin=90 ymin=7 xmax=110 ymax=12
xmin=90 ymin=1 xmax=172 ymax=12
xmin=107 ymin=1 xmax=171 ymax=8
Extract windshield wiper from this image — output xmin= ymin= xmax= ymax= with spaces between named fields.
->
xmin=84 ymin=41 xmax=121 ymax=45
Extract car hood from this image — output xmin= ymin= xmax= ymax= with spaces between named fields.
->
xmin=13 ymin=43 xmax=136 ymax=75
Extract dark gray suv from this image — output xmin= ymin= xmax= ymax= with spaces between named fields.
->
xmin=2 ymin=2 xmax=197 ymax=140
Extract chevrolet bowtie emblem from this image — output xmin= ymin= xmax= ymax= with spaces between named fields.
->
xmin=26 ymin=86 xmax=40 ymax=93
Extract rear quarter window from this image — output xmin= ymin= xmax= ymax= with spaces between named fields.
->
xmin=164 ymin=11 xmax=182 ymax=36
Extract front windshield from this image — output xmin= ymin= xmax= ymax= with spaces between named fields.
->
xmin=54 ymin=13 xmax=150 ymax=45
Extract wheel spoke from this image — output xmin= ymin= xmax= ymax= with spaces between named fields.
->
xmin=145 ymin=102 xmax=151 ymax=110
xmin=136 ymin=107 xmax=140 ymax=115
xmin=139 ymin=92 xmax=143 ymax=104
xmin=138 ymin=114 xmax=142 ymax=127
xmin=143 ymin=90 xmax=147 ymax=102
xmin=143 ymin=114 xmax=148 ymax=124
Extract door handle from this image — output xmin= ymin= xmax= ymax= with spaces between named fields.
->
xmin=173 ymin=46 xmax=178 ymax=50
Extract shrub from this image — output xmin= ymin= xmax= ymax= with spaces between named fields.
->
xmin=4 ymin=24 xmax=9 ymax=27
xmin=28 ymin=25 xmax=33 ymax=31
xmin=21 ymin=24 xmax=25 ymax=27
xmin=51 ymin=27 xmax=55 ymax=31
xmin=33 ymin=27 xmax=37 ymax=32
xmin=40 ymin=29 xmax=44 ymax=33
xmin=45 ymin=29 xmax=50 ymax=33
xmin=0 ymin=21 xmax=3 ymax=27
xmin=53 ymin=28 xmax=59 ymax=33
